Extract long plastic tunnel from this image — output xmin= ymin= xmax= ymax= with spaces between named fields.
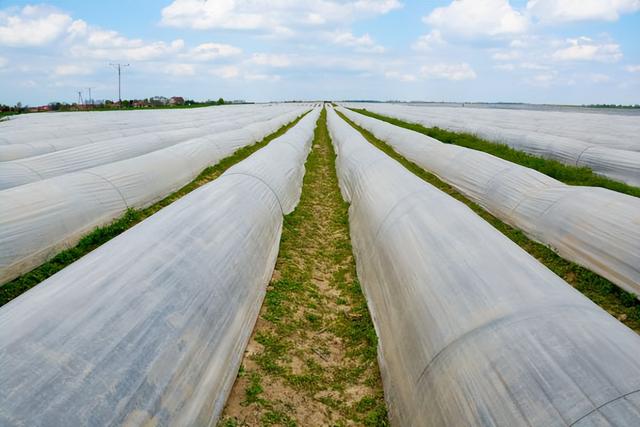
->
xmin=342 ymin=103 xmax=640 ymax=187
xmin=0 ymin=104 xmax=305 ymax=160
xmin=338 ymin=106 xmax=640 ymax=297
xmin=0 ymin=108 xmax=307 ymax=285
xmin=0 ymin=108 xmax=320 ymax=426
xmin=0 ymin=106 xmax=298 ymax=189
xmin=326 ymin=107 xmax=640 ymax=426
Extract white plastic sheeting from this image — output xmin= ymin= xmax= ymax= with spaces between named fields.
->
xmin=0 ymin=104 xmax=310 ymax=161
xmin=327 ymin=107 xmax=640 ymax=426
xmin=342 ymin=102 xmax=640 ymax=187
xmin=0 ymin=108 xmax=320 ymax=427
xmin=338 ymin=107 xmax=640 ymax=297
xmin=0 ymin=106 xmax=298 ymax=190
xmin=0 ymin=107 xmax=308 ymax=285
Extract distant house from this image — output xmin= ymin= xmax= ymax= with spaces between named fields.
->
xmin=150 ymin=96 xmax=169 ymax=106
xmin=28 ymin=105 xmax=51 ymax=113
xmin=169 ymin=96 xmax=185 ymax=105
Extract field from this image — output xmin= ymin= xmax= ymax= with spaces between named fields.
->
xmin=1 ymin=103 xmax=639 ymax=426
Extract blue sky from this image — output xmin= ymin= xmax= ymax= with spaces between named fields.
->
xmin=0 ymin=0 xmax=638 ymax=105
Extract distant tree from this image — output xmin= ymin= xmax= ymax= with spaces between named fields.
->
xmin=217 ymin=97 xmax=225 ymax=105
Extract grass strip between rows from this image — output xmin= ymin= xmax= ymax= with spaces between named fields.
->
xmin=0 ymin=112 xmax=308 ymax=307
xmin=336 ymin=110 xmax=640 ymax=334
xmin=220 ymin=109 xmax=388 ymax=426
xmin=350 ymin=107 xmax=640 ymax=199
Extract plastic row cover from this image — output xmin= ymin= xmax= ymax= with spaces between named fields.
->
xmin=0 ymin=104 xmax=299 ymax=161
xmin=0 ymin=104 xmax=284 ymax=144
xmin=0 ymin=108 xmax=320 ymax=427
xmin=0 ymin=103 xmax=319 ymax=136
xmin=326 ymin=107 xmax=640 ymax=426
xmin=0 ymin=106 xmax=300 ymax=190
xmin=338 ymin=107 xmax=640 ymax=297
xmin=0 ymin=108 xmax=308 ymax=285
xmin=342 ymin=103 xmax=640 ymax=187
xmin=340 ymin=102 xmax=640 ymax=151
xmin=0 ymin=109 xmax=261 ymax=162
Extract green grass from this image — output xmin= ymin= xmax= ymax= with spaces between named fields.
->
xmin=337 ymin=110 xmax=640 ymax=334
xmin=220 ymin=108 xmax=388 ymax=426
xmin=350 ymin=107 xmax=640 ymax=198
xmin=0 ymin=111 xmax=21 ymax=120
xmin=0 ymin=113 xmax=308 ymax=307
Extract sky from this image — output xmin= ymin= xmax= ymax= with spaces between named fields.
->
xmin=0 ymin=0 xmax=639 ymax=105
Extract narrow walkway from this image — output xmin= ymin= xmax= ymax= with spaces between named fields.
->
xmin=220 ymin=109 xmax=388 ymax=426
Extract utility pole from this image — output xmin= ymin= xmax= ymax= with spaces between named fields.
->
xmin=86 ymin=87 xmax=94 ymax=106
xmin=109 ymin=63 xmax=129 ymax=104
xmin=77 ymin=91 xmax=84 ymax=107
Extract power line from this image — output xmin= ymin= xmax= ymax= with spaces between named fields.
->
xmin=109 ymin=63 xmax=130 ymax=103
xmin=86 ymin=87 xmax=94 ymax=106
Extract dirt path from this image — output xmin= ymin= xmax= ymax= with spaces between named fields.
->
xmin=219 ymin=109 xmax=388 ymax=426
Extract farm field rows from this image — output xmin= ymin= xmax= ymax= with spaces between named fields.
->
xmin=337 ymin=106 xmax=640 ymax=299
xmin=327 ymin=105 xmax=640 ymax=425
xmin=1 ymin=104 xmax=639 ymax=426
xmin=343 ymin=102 xmax=640 ymax=188
xmin=0 ymin=104 xmax=310 ymax=284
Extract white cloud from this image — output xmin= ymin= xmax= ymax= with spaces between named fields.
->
xmin=249 ymin=53 xmax=293 ymax=68
xmin=494 ymin=61 xmax=550 ymax=71
xmin=492 ymin=50 xmax=521 ymax=61
xmin=519 ymin=62 xmax=550 ymax=70
xmin=412 ymin=30 xmax=444 ymax=51
xmin=530 ymin=72 xmax=556 ymax=86
xmin=209 ymin=65 xmax=282 ymax=81
xmin=326 ymin=31 xmax=385 ymax=53
xmin=183 ymin=43 xmax=242 ymax=61
xmin=589 ymin=73 xmax=611 ymax=83
xmin=20 ymin=80 xmax=38 ymax=88
xmin=526 ymin=0 xmax=640 ymax=23
xmin=241 ymin=52 xmax=382 ymax=74
xmin=70 ymin=27 xmax=186 ymax=61
xmin=164 ymin=63 xmax=196 ymax=76
xmin=424 ymin=0 xmax=527 ymax=38
xmin=495 ymin=63 xmax=516 ymax=71
xmin=420 ymin=63 xmax=477 ymax=80
xmin=244 ymin=72 xmax=281 ymax=82
xmin=384 ymin=71 xmax=417 ymax=82
xmin=161 ymin=0 xmax=267 ymax=31
xmin=625 ymin=64 xmax=640 ymax=72
xmin=210 ymin=65 xmax=240 ymax=79
xmin=54 ymin=64 xmax=93 ymax=76
xmin=552 ymin=37 xmax=622 ymax=62
xmin=0 ymin=5 xmax=72 ymax=47
xmin=63 ymin=19 xmax=241 ymax=65
xmin=160 ymin=0 xmax=402 ymax=35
